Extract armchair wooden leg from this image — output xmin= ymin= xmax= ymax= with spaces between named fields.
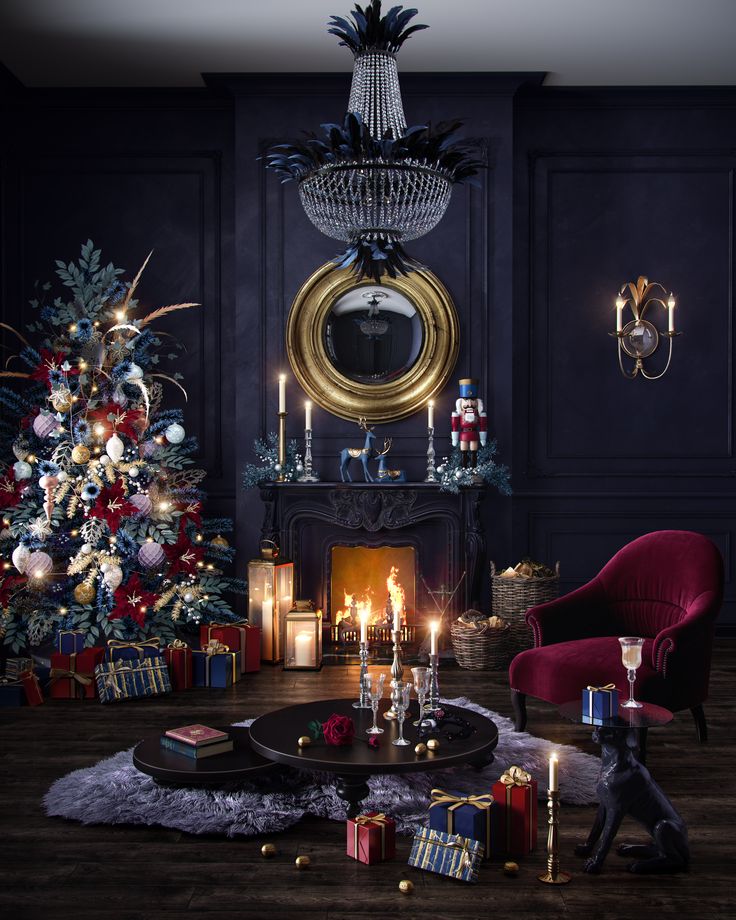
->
xmin=511 ymin=689 xmax=527 ymax=732
xmin=690 ymin=704 xmax=708 ymax=743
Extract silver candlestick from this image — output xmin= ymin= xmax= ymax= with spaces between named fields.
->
xmin=384 ymin=627 xmax=404 ymax=720
xmin=298 ymin=428 xmax=320 ymax=482
xmin=424 ymin=426 xmax=438 ymax=482
xmin=352 ymin=640 xmax=371 ymax=709
xmin=427 ymin=652 xmax=441 ymax=714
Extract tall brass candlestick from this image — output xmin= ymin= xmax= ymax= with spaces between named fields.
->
xmin=538 ymin=789 xmax=571 ymax=884
xmin=277 ymin=411 xmax=287 ymax=482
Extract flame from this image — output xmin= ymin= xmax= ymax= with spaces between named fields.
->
xmin=386 ymin=566 xmax=405 ymax=623
xmin=334 ymin=567 xmax=406 ymax=627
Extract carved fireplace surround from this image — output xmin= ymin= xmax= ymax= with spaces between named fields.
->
xmin=257 ymin=483 xmax=487 ymax=634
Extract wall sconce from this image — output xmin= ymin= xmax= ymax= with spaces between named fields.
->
xmin=611 ymin=275 xmax=679 ymax=379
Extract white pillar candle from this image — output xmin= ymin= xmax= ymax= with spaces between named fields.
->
xmin=278 ymin=374 xmax=286 ymax=414
xmin=428 ymin=400 xmax=434 ymax=429
xmin=262 ymin=598 xmax=273 ymax=658
xmin=305 ymin=400 xmax=312 ymax=431
xmin=360 ymin=610 xmax=368 ymax=644
xmin=394 ymin=604 xmax=401 ymax=634
xmin=294 ymin=631 xmax=314 ymax=667
xmin=668 ymin=293 xmax=676 ymax=333
xmin=615 ymin=295 xmax=625 ymax=333
xmin=549 ymin=753 xmax=559 ymax=792
xmin=430 ymin=620 xmax=439 ymax=656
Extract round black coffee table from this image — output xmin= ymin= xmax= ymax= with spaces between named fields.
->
xmin=249 ymin=698 xmax=498 ymax=817
xmin=133 ymin=726 xmax=276 ymax=785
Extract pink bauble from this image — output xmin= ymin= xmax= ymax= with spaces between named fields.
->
xmin=138 ymin=542 xmax=165 ymax=569
xmin=26 ymin=551 xmax=53 ymax=579
xmin=140 ymin=441 xmax=158 ymax=458
xmin=129 ymin=493 xmax=152 ymax=516
xmin=33 ymin=413 xmax=58 ymax=439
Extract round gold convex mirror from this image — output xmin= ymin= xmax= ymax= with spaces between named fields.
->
xmin=286 ymin=263 xmax=459 ymax=423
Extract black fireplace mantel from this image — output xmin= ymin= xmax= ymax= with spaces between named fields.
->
xmin=258 ymin=482 xmax=487 ymax=614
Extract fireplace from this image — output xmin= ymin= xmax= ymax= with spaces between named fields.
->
xmin=257 ymin=482 xmax=487 ymax=655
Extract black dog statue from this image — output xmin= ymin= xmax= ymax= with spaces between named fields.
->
xmin=575 ymin=726 xmax=689 ymax=874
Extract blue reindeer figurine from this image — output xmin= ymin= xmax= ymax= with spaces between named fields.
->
xmin=339 ymin=418 xmax=376 ymax=482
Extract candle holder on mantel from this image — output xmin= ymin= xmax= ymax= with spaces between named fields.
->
xmin=384 ymin=628 xmax=405 ymax=720
xmin=424 ymin=426 xmax=438 ymax=482
xmin=298 ymin=428 xmax=320 ymax=482
xmin=277 ymin=410 xmax=288 ymax=482
xmin=538 ymin=789 xmax=572 ymax=885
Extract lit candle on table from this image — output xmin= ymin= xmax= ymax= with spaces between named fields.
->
xmin=430 ymin=620 xmax=439 ymax=656
xmin=428 ymin=400 xmax=434 ymax=429
xmin=667 ymin=293 xmax=676 ymax=333
xmin=294 ymin=631 xmax=314 ymax=667
xmin=278 ymin=374 xmax=286 ymax=413
xmin=394 ymin=604 xmax=401 ymax=634
xmin=360 ymin=609 xmax=368 ymax=644
xmin=615 ymin=295 xmax=625 ymax=333
xmin=305 ymin=400 xmax=312 ymax=431
xmin=549 ymin=753 xmax=558 ymax=792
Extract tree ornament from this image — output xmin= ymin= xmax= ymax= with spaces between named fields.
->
xmin=12 ymin=544 xmax=30 ymax=574
xmin=74 ymin=581 xmax=96 ymax=605
xmin=128 ymin=466 xmax=139 ymax=478
xmin=100 ymin=562 xmax=111 ymax=573
xmin=100 ymin=455 xmax=111 ymax=466
xmin=71 ymin=445 xmax=90 ymax=465
xmin=260 ymin=844 xmax=278 ymax=858
xmin=295 ymin=856 xmax=311 ymax=869
xmin=33 ymin=413 xmax=58 ymax=439
xmin=183 ymin=591 xmax=194 ymax=603
xmin=50 ymin=388 xmax=74 ymax=413
xmin=138 ymin=542 xmax=165 ymax=569
xmin=105 ymin=433 xmax=125 ymax=463
xmin=13 ymin=461 xmax=32 ymax=480
xmin=57 ymin=470 xmax=68 ymax=483
xmin=211 ymin=534 xmax=229 ymax=548
xmin=103 ymin=564 xmax=123 ymax=590
xmin=26 ymin=551 xmax=53 ymax=580
xmin=398 ymin=880 xmax=414 ymax=895
xmin=141 ymin=440 xmax=157 ymax=458
xmin=125 ymin=363 xmax=144 ymax=381
xmin=81 ymin=543 xmax=93 ymax=555
xmin=129 ymin=493 xmax=152 ymax=516
xmin=165 ymin=423 xmax=185 ymax=444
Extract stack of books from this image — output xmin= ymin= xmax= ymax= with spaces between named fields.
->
xmin=5 ymin=658 xmax=33 ymax=680
xmin=160 ymin=724 xmax=234 ymax=759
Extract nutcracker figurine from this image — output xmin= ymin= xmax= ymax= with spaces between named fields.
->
xmin=451 ymin=378 xmax=488 ymax=468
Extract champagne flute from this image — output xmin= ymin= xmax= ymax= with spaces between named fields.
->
xmin=411 ymin=666 xmax=430 ymax=727
xmin=618 ymin=636 xmax=644 ymax=709
xmin=365 ymin=672 xmax=386 ymax=735
xmin=392 ymin=681 xmax=412 ymax=747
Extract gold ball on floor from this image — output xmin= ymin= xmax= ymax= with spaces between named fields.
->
xmin=503 ymin=861 xmax=520 ymax=876
xmin=426 ymin=738 xmax=440 ymax=751
xmin=297 ymin=736 xmax=311 ymax=748
xmin=261 ymin=843 xmax=277 ymax=858
xmin=414 ymin=743 xmax=427 ymax=756
xmin=295 ymin=855 xmax=311 ymax=869
xmin=399 ymin=879 xmax=414 ymax=894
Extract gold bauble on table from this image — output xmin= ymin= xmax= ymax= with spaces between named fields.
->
xmin=503 ymin=861 xmax=520 ymax=876
xmin=74 ymin=582 xmax=95 ymax=605
xmin=297 ymin=736 xmax=312 ymax=748
xmin=260 ymin=843 xmax=277 ymax=858
xmin=414 ymin=743 xmax=427 ymax=756
xmin=71 ymin=445 xmax=91 ymax=465
xmin=295 ymin=855 xmax=311 ymax=869
xmin=426 ymin=738 xmax=440 ymax=751
xmin=398 ymin=879 xmax=414 ymax=894
xmin=211 ymin=534 xmax=229 ymax=547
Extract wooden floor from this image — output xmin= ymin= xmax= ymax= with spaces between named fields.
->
xmin=1 ymin=641 xmax=734 ymax=920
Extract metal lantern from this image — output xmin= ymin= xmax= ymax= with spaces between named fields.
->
xmin=284 ymin=601 xmax=323 ymax=671
xmin=247 ymin=540 xmax=294 ymax=664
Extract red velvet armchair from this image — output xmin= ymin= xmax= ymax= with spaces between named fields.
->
xmin=508 ymin=531 xmax=723 ymax=742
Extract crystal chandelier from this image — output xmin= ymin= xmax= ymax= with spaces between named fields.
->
xmin=265 ymin=1 xmax=482 ymax=280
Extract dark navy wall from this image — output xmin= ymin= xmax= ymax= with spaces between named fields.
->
xmin=2 ymin=74 xmax=735 ymax=628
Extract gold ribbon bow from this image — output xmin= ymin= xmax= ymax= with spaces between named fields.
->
xmin=499 ymin=765 xmax=532 ymax=788
xmin=586 ymin=683 xmax=616 ymax=692
xmin=413 ymin=832 xmax=475 ymax=872
xmin=49 ymin=668 xmax=93 ymax=687
xmin=168 ymin=639 xmax=189 ymax=650
xmin=430 ymin=789 xmax=494 ymax=810
xmin=107 ymin=638 xmax=161 ymax=660
xmin=354 ymin=813 xmax=388 ymax=827
xmin=204 ymin=639 xmax=230 ymax=656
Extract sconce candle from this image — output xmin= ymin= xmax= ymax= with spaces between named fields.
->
xmin=611 ymin=276 xmax=679 ymax=380
xmin=278 ymin=374 xmax=286 ymax=413
xmin=667 ymin=293 xmax=676 ymax=333
xmin=615 ymin=295 xmax=625 ymax=333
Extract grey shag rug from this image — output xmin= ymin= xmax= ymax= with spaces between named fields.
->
xmin=44 ymin=697 xmax=600 ymax=838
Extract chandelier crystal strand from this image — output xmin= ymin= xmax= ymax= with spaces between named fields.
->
xmin=348 ymin=51 xmax=407 ymax=138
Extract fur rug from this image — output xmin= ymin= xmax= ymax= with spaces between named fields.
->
xmin=44 ymin=697 xmax=599 ymax=838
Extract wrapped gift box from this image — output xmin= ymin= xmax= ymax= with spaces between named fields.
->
xmin=199 ymin=622 xmax=260 ymax=674
xmin=192 ymin=648 xmax=238 ymax=689
xmin=428 ymin=789 xmax=494 ymax=860
xmin=164 ymin=640 xmax=193 ymax=691
xmin=57 ymin=629 xmax=86 ymax=655
xmin=347 ymin=812 xmax=396 ymax=864
xmin=582 ymin=684 xmax=619 ymax=724
xmin=105 ymin=638 xmax=163 ymax=663
xmin=408 ymin=828 xmax=483 ymax=883
xmin=0 ymin=678 xmax=25 ymax=707
xmin=491 ymin=766 xmax=537 ymax=857
xmin=19 ymin=670 xmax=44 ymax=707
xmin=95 ymin=658 xmax=172 ymax=703
xmin=49 ymin=648 xmax=105 ymax=700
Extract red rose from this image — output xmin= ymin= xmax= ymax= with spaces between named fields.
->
xmin=322 ymin=713 xmax=355 ymax=747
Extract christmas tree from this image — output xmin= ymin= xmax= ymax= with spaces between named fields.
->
xmin=0 ymin=241 xmax=245 ymax=653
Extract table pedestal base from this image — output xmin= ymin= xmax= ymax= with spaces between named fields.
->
xmin=336 ymin=774 xmax=370 ymax=818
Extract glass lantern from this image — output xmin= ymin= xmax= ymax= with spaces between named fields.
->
xmin=284 ymin=601 xmax=323 ymax=671
xmin=247 ymin=540 xmax=294 ymax=664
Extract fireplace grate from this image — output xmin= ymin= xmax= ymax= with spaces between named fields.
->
xmin=330 ymin=623 xmax=416 ymax=646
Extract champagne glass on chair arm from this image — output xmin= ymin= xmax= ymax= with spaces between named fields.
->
xmin=619 ymin=637 xmax=644 ymax=709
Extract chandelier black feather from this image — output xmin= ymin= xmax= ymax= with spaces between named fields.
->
xmin=264 ymin=1 xmax=483 ymax=281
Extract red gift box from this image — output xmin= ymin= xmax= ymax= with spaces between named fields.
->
xmin=164 ymin=641 xmax=193 ymax=691
xmin=347 ymin=812 xmax=396 ymax=864
xmin=49 ymin=648 xmax=105 ymax=699
xmin=200 ymin=622 xmax=261 ymax=674
xmin=19 ymin=670 xmax=44 ymax=706
xmin=491 ymin=766 xmax=538 ymax=857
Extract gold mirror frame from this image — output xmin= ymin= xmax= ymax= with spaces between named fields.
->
xmin=286 ymin=263 xmax=459 ymax=424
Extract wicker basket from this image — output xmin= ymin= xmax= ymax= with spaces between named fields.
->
xmin=490 ymin=561 xmax=560 ymax=656
xmin=451 ymin=619 xmax=510 ymax=670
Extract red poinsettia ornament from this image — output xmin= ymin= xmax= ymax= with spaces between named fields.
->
xmin=88 ymin=480 xmax=137 ymax=532
xmin=30 ymin=350 xmax=78 ymax=389
xmin=86 ymin=404 xmax=144 ymax=441
xmin=164 ymin=531 xmax=204 ymax=576
xmin=0 ymin=475 xmax=29 ymax=509
xmin=109 ymin=573 xmax=158 ymax=626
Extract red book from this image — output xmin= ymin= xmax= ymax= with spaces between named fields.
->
xmin=164 ymin=724 xmax=229 ymax=747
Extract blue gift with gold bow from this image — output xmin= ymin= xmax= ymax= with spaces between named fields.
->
xmin=192 ymin=640 xmax=239 ymax=689
xmin=105 ymin=638 xmax=164 ymax=663
xmin=582 ymin=683 xmax=619 ymax=724
xmin=94 ymin=658 xmax=171 ymax=703
xmin=428 ymin=788 xmax=495 ymax=860
xmin=408 ymin=827 xmax=483 ymax=882
xmin=58 ymin=629 xmax=86 ymax=655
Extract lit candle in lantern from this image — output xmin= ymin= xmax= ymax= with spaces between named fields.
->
xmin=428 ymin=400 xmax=434 ymax=429
xmin=549 ymin=752 xmax=559 ymax=792
xmin=430 ymin=620 xmax=439 ymax=656
xmin=294 ymin=631 xmax=314 ymax=667
xmin=667 ymin=293 xmax=676 ymax=333
xmin=278 ymin=374 xmax=286 ymax=414
xmin=360 ymin=609 xmax=368 ymax=644
xmin=305 ymin=400 xmax=312 ymax=431
xmin=262 ymin=597 xmax=273 ymax=658
xmin=615 ymin=294 xmax=625 ymax=333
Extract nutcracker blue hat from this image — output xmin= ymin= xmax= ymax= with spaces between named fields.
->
xmin=458 ymin=378 xmax=478 ymax=398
